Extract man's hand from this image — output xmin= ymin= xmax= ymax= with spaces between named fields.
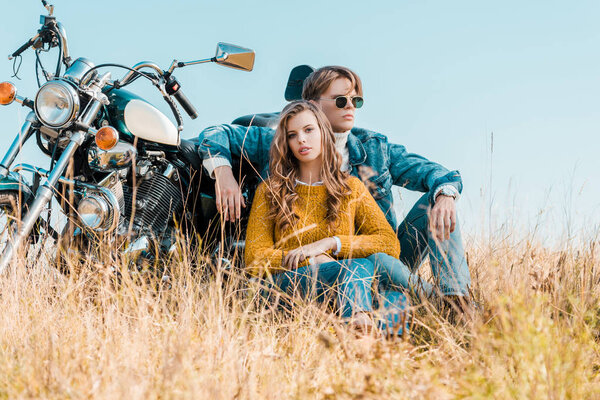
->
xmin=214 ymin=166 xmax=246 ymax=222
xmin=284 ymin=238 xmax=337 ymax=270
xmin=429 ymin=195 xmax=456 ymax=241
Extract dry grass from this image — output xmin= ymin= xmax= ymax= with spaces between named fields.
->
xmin=0 ymin=230 xmax=598 ymax=399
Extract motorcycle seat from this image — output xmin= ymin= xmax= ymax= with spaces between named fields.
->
xmin=231 ymin=112 xmax=279 ymax=128
xmin=178 ymin=138 xmax=202 ymax=171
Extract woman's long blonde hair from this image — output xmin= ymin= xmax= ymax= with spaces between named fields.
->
xmin=266 ymin=101 xmax=350 ymax=233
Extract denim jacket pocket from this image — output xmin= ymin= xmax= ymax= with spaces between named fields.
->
xmin=368 ymin=170 xmax=392 ymax=200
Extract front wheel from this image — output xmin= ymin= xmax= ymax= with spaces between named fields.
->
xmin=0 ymin=191 xmax=53 ymax=270
xmin=0 ymin=190 xmax=24 ymax=224
xmin=0 ymin=192 xmax=24 ymax=258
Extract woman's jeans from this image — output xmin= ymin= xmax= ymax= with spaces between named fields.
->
xmin=268 ymin=258 xmax=410 ymax=335
xmin=271 ymin=258 xmax=374 ymax=318
xmin=370 ymin=193 xmax=471 ymax=298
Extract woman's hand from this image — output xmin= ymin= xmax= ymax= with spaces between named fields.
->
xmin=284 ymin=237 xmax=337 ymax=270
xmin=313 ymin=254 xmax=335 ymax=264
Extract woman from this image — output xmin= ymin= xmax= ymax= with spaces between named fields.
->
xmin=245 ymin=100 xmax=405 ymax=331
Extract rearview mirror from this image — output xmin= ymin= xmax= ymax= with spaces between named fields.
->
xmin=214 ymin=43 xmax=255 ymax=72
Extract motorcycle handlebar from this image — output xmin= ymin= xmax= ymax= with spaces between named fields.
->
xmin=165 ymin=75 xmax=198 ymax=120
xmin=9 ymin=36 xmax=37 ymax=60
xmin=173 ymin=89 xmax=198 ymax=120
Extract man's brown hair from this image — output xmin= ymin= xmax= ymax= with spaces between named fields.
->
xmin=302 ymin=66 xmax=363 ymax=101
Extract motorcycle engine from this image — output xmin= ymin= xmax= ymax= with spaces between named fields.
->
xmin=122 ymin=163 xmax=184 ymax=238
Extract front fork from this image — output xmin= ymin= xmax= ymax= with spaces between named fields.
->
xmin=0 ymin=111 xmax=37 ymax=179
xmin=0 ymin=130 xmax=85 ymax=273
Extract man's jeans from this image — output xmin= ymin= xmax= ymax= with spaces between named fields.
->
xmin=369 ymin=193 xmax=471 ymax=298
xmin=271 ymin=258 xmax=375 ymax=318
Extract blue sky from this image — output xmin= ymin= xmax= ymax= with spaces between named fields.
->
xmin=0 ymin=1 xmax=598 ymax=241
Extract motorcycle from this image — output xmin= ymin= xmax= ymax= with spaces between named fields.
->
xmin=0 ymin=1 xmax=257 ymax=273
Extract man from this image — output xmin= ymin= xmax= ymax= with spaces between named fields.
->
xmin=197 ymin=66 xmax=471 ymax=303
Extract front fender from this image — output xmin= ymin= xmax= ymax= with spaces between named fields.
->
xmin=0 ymin=172 xmax=34 ymax=205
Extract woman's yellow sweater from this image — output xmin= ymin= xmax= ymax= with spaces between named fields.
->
xmin=245 ymin=176 xmax=400 ymax=277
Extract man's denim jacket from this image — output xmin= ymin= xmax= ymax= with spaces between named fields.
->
xmin=197 ymin=124 xmax=462 ymax=229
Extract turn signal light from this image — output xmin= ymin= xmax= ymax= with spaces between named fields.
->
xmin=95 ymin=126 xmax=119 ymax=150
xmin=0 ymin=82 xmax=16 ymax=105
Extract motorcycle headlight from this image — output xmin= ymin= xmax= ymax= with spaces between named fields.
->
xmin=34 ymin=80 xmax=80 ymax=128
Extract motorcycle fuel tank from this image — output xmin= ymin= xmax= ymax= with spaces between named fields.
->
xmin=105 ymin=89 xmax=179 ymax=146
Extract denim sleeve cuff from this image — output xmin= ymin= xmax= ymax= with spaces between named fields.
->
xmin=427 ymin=171 xmax=463 ymax=205
xmin=202 ymin=157 xmax=232 ymax=179
xmin=332 ymin=236 xmax=342 ymax=255
xmin=433 ymin=184 xmax=460 ymax=203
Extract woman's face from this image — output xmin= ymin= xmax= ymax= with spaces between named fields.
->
xmin=286 ymin=110 xmax=323 ymax=164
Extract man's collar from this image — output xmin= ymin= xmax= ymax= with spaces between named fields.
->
xmin=333 ymin=131 xmax=350 ymax=142
xmin=346 ymin=130 xmax=367 ymax=165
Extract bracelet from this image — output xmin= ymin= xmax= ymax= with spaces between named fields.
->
xmin=332 ymin=236 xmax=341 ymax=255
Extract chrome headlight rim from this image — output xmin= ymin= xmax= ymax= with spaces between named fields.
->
xmin=77 ymin=194 xmax=109 ymax=231
xmin=77 ymin=189 xmax=119 ymax=233
xmin=34 ymin=79 xmax=80 ymax=129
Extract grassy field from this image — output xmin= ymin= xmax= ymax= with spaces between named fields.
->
xmin=0 ymin=230 xmax=598 ymax=399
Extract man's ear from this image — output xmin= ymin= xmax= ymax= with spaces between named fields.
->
xmin=309 ymin=99 xmax=321 ymax=108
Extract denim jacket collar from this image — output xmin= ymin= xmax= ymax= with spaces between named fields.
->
xmin=347 ymin=132 xmax=367 ymax=166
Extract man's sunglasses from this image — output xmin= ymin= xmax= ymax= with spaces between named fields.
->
xmin=319 ymin=95 xmax=364 ymax=109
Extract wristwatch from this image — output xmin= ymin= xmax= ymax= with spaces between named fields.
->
xmin=435 ymin=185 xmax=458 ymax=201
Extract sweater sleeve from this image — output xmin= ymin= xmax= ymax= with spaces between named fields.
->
xmin=336 ymin=178 xmax=400 ymax=259
xmin=244 ymin=183 xmax=288 ymax=277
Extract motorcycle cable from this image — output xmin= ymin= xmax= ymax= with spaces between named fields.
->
xmin=79 ymin=64 xmax=160 ymax=89
xmin=35 ymin=49 xmax=51 ymax=88
xmin=11 ymin=55 xmax=23 ymax=80
xmin=35 ymin=130 xmax=54 ymax=156
xmin=114 ymin=72 xmax=141 ymax=88
xmin=49 ymin=138 xmax=59 ymax=169
xmin=53 ymin=29 xmax=62 ymax=78
xmin=163 ymin=94 xmax=183 ymax=128
xmin=33 ymin=27 xmax=63 ymax=86
xmin=35 ymin=51 xmax=42 ymax=88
